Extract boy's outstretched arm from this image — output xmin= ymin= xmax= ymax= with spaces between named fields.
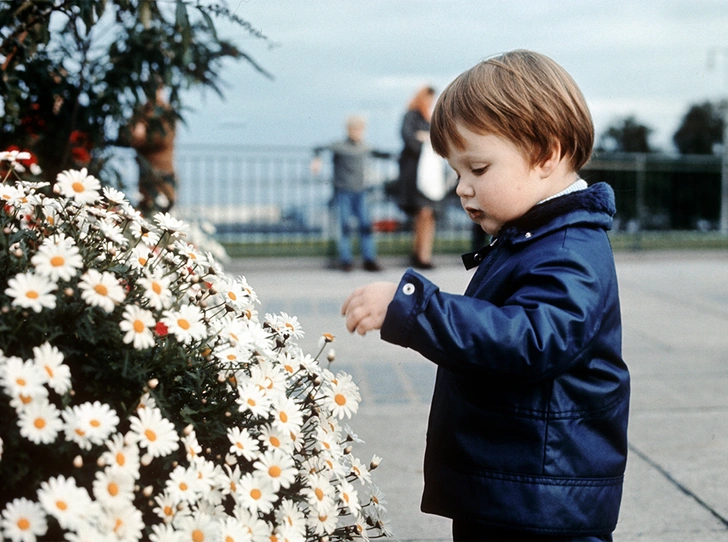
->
xmin=341 ymin=282 xmax=397 ymax=335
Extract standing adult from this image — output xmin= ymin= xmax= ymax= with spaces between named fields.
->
xmin=397 ymin=86 xmax=438 ymax=269
xmin=127 ymin=88 xmax=178 ymax=217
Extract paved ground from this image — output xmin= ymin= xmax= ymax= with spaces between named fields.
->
xmin=226 ymin=249 xmax=728 ymax=541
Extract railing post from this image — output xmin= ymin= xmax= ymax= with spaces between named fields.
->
xmin=721 ymin=122 xmax=728 ymax=234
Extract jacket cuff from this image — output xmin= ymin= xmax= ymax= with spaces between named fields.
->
xmin=380 ymin=269 xmax=438 ymax=347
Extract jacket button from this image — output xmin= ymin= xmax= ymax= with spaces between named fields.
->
xmin=402 ymin=283 xmax=415 ymax=295
xmin=474 ymin=253 xmax=482 ymax=262
xmin=525 ymin=232 xmax=532 ymax=238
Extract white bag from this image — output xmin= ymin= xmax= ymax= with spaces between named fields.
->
xmin=417 ymin=140 xmax=448 ymax=201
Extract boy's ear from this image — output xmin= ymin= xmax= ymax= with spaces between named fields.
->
xmin=536 ymin=142 xmax=562 ymax=178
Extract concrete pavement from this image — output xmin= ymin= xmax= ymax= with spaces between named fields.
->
xmin=226 ymin=249 xmax=728 ymax=541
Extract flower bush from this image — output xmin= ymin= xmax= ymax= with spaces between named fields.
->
xmin=0 ymin=151 xmax=390 ymax=541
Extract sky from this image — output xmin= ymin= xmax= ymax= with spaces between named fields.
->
xmin=177 ymin=0 xmax=728 ymax=153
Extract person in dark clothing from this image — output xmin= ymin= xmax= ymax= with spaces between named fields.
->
xmin=397 ymin=86 xmax=438 ymax=269
xmin=342 ymin=50 xmax=629 ymax=541
xmin=312 ymin=116 xmax=392 ymax=271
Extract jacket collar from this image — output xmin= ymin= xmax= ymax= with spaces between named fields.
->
xmin=462 ymin=182 xmax=616 ymax=270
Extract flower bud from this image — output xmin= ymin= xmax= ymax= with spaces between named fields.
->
xmin=326 ymin=349 xmax=336 ymax=362
xmin=147 ymin=378 xmax=159 ymax=389
xmin=73 ymin=455 xmax=83 ymax=468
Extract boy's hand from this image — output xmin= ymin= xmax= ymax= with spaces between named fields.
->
xmin=341 ymin=282 xmax=397 ymax=335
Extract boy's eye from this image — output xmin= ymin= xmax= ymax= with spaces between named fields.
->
xmin=472 ymin=166 xmax=488 ymax=176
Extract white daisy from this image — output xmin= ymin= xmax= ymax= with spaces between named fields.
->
xmin=181 ymin=429 xmax=202 ymax=462
xmin=128 ymin=406 xmax=179 ymax=458
xmin=55 ymin=168 xmax=101 ymax=204
xmin=37 ymin=475 xmax=93 ymax=530
xmin=78 ymin=269 xmax=126 ymax=313
xmin=270 ymin=394 xmax=304 ymax=434
xmin=98 ymin=220 xmax=128 ymax=247
xmin=226 ymin=426 xmax=260 ymax=462
xmin=33 ymin=342 xmax=71 ymax=394
xmin=275 ymin=499 xmax=306 ymax=539
xmin=161 ymin=304 xmax=207 ymax=345
xmin=99 ymin=433 xmax=141 ymax=479
xmin=4 ymin=271 xmax=57 ymax=313
xmin=31 ymin=235 xmax=83 ymax=281
xmin=152 ymin=490 xmax=186 ymax=524
xmin=258 ymin=424 xmax=293 ymax=453
xmin=322 ymin=373 xmax=361 ymax=420
xmin=347 ymin=456 xmax=373 ymax=485
xmin=138 ymin=270 xmax=174 ymax=310
xmin=308 ymin=503 xmax=338 ymax=536
xmin=128 ymin=244 xmax=153 ymax=270
xmin=1 ymin=497 xmax=48 ymax=542
xmin=236 ymin=472 xmax=277 ymax=515
xmin=301 ymin=473 xmax=335 ymax=515
xmin=265 ymin=312 xmax=305 ymax=340
xmin=1 ymin=356 xmax=46 ymax=402
xmin=236 ymin=382 xmax=271 ymax=419
xmin=149 ymin=522 xmax=179 ymax=542
xmin=102 ymin=186 xmax=127 ymax=204
xmin=175 ymin=511 xmax=220 ymax=542
xmin=92 ymin=468 xmax=135 ymax=507
xmin=165 ymin=465 xmax=202 ymax=505
xmin=219 ymin=516 xmax=252 ymax=542
xmin=154 ymin=212 xmax=189 ymax=235
xmin=337 ymin=479 xmax=361 ymax=515
xmin=97 ymin=502 xmax=144 ymax=541
xmin=18 ymin=399 xmax=63 ymax=444
xmin=62 ymin=401 xmax=119 ymax=450
xmin=253 ymin=448 xmax=298 ymax=491
xmin=119 ymin=304 xmax=156 ymax=349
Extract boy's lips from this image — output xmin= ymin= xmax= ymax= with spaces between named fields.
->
xmin=464 ymin=206 xmax=483 ymax=220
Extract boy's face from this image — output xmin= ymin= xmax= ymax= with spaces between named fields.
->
xmin=347 ymin=123 xmax=365 ymax=142
xmin=448 ymin=125 xmax=552 ymax=236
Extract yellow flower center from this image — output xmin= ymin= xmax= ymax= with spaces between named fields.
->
xmin=94 ymin=284 xmax=108 ymax=296
xmin=335 ymin=393 xmax=347 ymax=406
xmin=138 ymin=257 xmax=147 ymax=266
xmin=17 ymin=517 xmax=30 ymax=530
xmin=228 ymin=291 xmax=237 ymax=301
xmin=133 ymin=320 xmax=145 ymax=333
xmin=152 ymin=282 xmax=162 ymax=294
xmin=144 ymin=428 xmax=157 ymax=442
xmin=177 ymin=318 xmax=190 ymax=330
xmin=50 ymin=255 xmax=65 ymax=267
xmin=192 ymin=530 xmax=205 ymax=542
xmin=25 ymin=290 xmax=39 ymax=299
xmin=235 ymin=442 xmax=244 ymax=449
xmin=269 ymin=436 xmax=280 ymax=447
xmin=116 ymin=452 xmax=126 ymax=466
xmin=108 ymin=482 xmax=119 ymax=496
xmin=15 ymin=377 xmax=26 ymax=386
xmin=75 ymin=428 xmax=86 ymax=436
xmin=179 ymin=482 xmax=188 ymax=491
xmin=279 ymin=412 xmax=288 ymax=423
xmin=71 ymin=181 xmax=85 ymax=193
xmin=44 ymin=366 xmax=54 ymax=378
xmin=34 ymin=417 xmax=46 ymax=429
xmin=250 ymin=488 xmax=262 ymax=500
xmin=90 ymin=419 xmax=100 ymax=427
xmin=164 ymin=505 xmax=173 ymax=516
xmin=315 ymin=488 xmax=325 ymax=501
xmin=20 ymin=395 xmax=32 ymax=405
xmin=56 ymin=500 xmax=67 ymax=511
xmin=269 ymin=465 xmax=282 ymax=478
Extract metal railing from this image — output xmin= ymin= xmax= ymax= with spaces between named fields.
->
xmin=110 ymin=145 xmax=727 ymax=256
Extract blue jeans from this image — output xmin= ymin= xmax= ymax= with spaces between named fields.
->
xmin=334 ymin=189 xmax=376 ymax=264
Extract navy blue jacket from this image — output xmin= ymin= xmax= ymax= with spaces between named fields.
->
xmin=381 ymin=182 xmax=630 ymax=536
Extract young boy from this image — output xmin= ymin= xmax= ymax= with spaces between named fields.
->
xmin=342 ymin=50 xmax=630 ymax=541
xmin=312 ymin=116 xmax=393 ymax=272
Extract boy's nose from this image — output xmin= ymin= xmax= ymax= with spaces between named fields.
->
xmin=455 ymin=178 xmax=473 ymax=198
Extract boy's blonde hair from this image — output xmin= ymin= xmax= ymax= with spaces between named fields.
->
xmin=431 ymin=50 xmax=593 ymax=171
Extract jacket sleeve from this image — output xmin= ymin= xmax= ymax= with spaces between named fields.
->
xmin=380 ymin=253 xmax=608 ymax=384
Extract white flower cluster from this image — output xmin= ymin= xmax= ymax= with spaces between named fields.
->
xmin=0 ymin=166 xmax=390 ymax=541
